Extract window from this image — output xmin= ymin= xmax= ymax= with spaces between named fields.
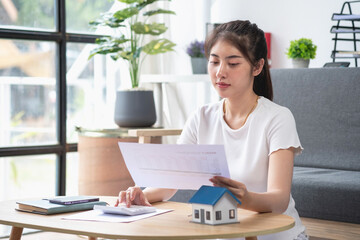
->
xmin=194 ymin=209 xmax=199 ymax=219
xmin=216 ymin=211 xmax=221 ymax=220
xmin=0 ymin=0 xmax=116 ymax=205
xmin=229 ymin=209 xmax=236 ymax=219
xmin=206 ymin=211 xmax=211 ymax=220
xmin=0 ymin=155 xmax=56 ymax=199
xmin=0 ymin=39 xmax=57 ymax=147
xmin=0 ymin=1 xmax=120 ymax=236
xmin=0 ymin=0 xmax=55 ymax=31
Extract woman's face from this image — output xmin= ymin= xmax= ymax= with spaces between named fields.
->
xmin=208 ymin=39 xmax=257 ymax=100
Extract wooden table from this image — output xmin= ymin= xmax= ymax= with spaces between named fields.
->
xmin=0 ymin=197 xmax=294 ymax=240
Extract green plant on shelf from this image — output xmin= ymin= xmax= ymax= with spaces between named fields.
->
xmin=88 ymin=0 xmax=176 ymax=89
xmin=286 ymin=38 xmax=317 ymax=60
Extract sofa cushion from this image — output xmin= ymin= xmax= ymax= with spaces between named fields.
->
xmin=292 ymin=166 xmax=360 ymax=223
xmin=169 ymin=189 xmax=196 ymax=203
xmin=271 ymin=68 xmax=360 ymax=171
xmin=169 ymin=168 xmax=360 ymax=224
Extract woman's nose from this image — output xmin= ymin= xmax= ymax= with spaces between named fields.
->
xmin=216 ymin=63 xmax=226 ymax=79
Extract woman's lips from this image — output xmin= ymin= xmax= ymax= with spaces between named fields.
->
xmin=216 ymin=82 xmax=230 ymax=89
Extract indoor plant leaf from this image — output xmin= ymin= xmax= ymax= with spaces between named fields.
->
xmin=142 ymin=39 xmax=176 ymax=55
xmin=88 ymin=36 xmax=129 ymax=59
xmin=118 ymin=47 xmax=142 ymax=61
xmin=143 ymin=9 xmax=176 ymax=17
xmin=89 ymin=0 xmax=176 ymax=89
xmin=137 ymin=0 xmax=158 ymax=8
xmin=89 ymin=13 xmax=127 ymax=28
xmin=113 ymin=7 xmax=139 ymax=21
xmin=118 ymin=0 xmax=143 ymax=4
xmin=286 ymin=38 xmax=317 ymax=60
xmin=132 ymin=22 xmax=167 ymax=35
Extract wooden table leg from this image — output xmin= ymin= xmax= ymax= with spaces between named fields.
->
xmin=245 ymin=237 xmax=258 ymax=240
xmin=9 ymin=226 xmax=23 ymax=240
xmin=138 ymin=136 xmax=152 ymax=144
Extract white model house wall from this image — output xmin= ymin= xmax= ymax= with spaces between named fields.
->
xmin=191 ymin=193 xmax=238 ymax=225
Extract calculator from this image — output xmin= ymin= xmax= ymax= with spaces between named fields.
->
xmin=94 ymin=205 xmax=156 ymax=216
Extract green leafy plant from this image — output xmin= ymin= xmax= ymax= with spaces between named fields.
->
xmin=88 ymin=0 xmax=176 ymax=88
xmin=286 ymin=38 xmax=317 ymax=60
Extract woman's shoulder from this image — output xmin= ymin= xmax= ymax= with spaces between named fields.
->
xmin=195 ymin=100 xmax=223 ymax=117
xmin=257 ymin=97 xmax=294 ymax=120
xmin=184 ymin=100 xmax=222 ymax=126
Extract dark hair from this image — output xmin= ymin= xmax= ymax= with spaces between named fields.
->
xmin=205 ymin=20 xmax=273 ymax=100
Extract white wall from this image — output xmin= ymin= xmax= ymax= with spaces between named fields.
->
xmin=210 ymin=0 xmax=356 ymax=68
xmin=155 ymin=0 xmax=358 ymax=71
xmin=149 ymin=0 xmax=211 ymax=75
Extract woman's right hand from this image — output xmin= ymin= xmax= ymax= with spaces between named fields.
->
xmin=115 ymin=186 xmax=152 ymax=208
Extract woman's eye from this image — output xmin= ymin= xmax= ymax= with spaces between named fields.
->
xmin=209 ymin=61 xmax=219 ymax=65
xmin=229 ymin=63 xmax=239 ymax=66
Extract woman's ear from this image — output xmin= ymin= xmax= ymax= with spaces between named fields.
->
xmin=253 ymin=58 xmax=265 ymax=76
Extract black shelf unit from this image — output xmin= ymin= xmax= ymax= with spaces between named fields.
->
xmin=331 ymin=1 xmax=360 ymax=67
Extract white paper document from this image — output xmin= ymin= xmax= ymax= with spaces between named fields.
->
xmin=118 ymin=142 xmax=230 ymax=189
xmin=62 ymin=208 xmax=172 ymax=223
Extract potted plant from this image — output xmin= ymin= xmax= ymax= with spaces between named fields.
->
xmin=89 ymin=0 xmax=176 ymax=127
xmin=187 ymin=40 xmax=207 ymax=74
xmin=286 ymin=38 xmax=317 ymax=68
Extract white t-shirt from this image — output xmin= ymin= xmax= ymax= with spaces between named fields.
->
xmin=178 ymin=97 xmax=305 ymax=240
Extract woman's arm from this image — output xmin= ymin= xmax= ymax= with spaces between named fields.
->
xmin=143 ymin=188 xmax=178 ymax=203
xmin=246 ymin=148 xmax=294 ymax=213
xmin=116 ymin=187 xmax=177 ymax=207
xmin=210 ymin=148 xmax=294 ymax=213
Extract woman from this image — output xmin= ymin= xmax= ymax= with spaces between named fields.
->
xmin=116 ymin=20 xmax=307 ymax=240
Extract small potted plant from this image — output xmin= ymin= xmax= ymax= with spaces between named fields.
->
xmin=187 ymin=40 xmax=207 ymax=74
xmin=88 ymin=0 xmax=176 ymax=127
xmin=286 ymin=38 xmax=317 ymax=68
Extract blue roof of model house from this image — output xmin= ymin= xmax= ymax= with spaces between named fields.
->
xmin=189 ymin=185 xmax=242 ymax=206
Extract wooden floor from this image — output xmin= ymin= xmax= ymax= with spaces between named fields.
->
xmin=301 ymin=217 xmax=360 ymax=240
xmin=1 ymin=217 xmax=359 ymax=240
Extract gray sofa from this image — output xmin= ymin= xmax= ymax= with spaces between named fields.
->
xmin=170 ymin=67 xmax=360 ymax=224
xmin=271 ymin=67 xmax=360 ymax=224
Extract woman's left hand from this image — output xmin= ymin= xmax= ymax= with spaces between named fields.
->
xmin=209 ymin=176 xmax=249 ymax=203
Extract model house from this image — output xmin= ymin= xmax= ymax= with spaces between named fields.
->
xmin=189 ymin=185 xmax=241 ymax=225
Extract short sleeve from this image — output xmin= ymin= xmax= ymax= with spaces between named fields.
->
xmin=268 ymin=107 xmax=303 ymax=156
xmin=177 ymin=110 xmax=199 ymax=144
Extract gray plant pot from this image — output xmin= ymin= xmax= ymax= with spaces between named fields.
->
xmin=292 ymin=58 xmax=310 ymax=68
xmin=114 ymin=90 xmax=156 ymax=128
xmin=191 ymin=57 xmax=208 ymax=74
